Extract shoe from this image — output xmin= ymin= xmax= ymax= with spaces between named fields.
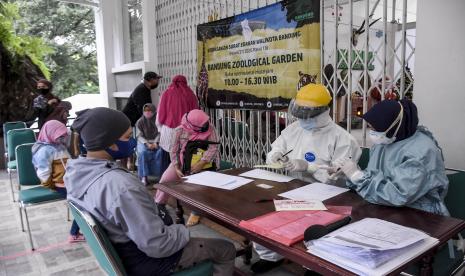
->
xmin=141 ymin=177 xmax=147 ymax=185
xmin=250 ymin=259 xmax=283 ymax=274
xmin=68 ymin=233 xmax=86 ymax=243
xmin=186 ymin=213 xmax=200 ymax=227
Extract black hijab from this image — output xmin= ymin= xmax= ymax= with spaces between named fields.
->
xmin=362 ymin=99 xmax=419 ymax=142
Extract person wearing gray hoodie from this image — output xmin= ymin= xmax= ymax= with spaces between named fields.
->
xmin=64 ymin=107 xmax=236 ymax=276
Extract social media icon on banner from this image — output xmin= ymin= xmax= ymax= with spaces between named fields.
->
xmin=216 ymin=100 xmax=221 ymax=106
xmin=267 ymin=101 xmax=272 ymax=108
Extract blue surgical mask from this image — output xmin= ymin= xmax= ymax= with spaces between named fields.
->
xmin=106 ymin=137 xmax=136 ymax=160
xmin=299 ymin=118 xmax=317 ymax=130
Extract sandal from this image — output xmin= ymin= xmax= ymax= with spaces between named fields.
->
xmin=68 ymin=233 xmax=86 ymax=243
xmin=186 ymin=214 xmax=200 ymax=226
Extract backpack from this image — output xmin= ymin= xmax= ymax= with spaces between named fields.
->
xmin=182 ymin=140 xmax=219 ymax=174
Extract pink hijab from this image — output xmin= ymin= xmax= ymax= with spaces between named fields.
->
xmin=180 ymin=109 xmax=213 ymax=141
xmin=38 ymin=120 xmax=68 ymax=144
xmin=157 ymin=75 xmax=199 ymax=128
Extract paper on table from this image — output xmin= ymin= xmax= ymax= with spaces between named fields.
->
xmin=183 ymin=171 xmax=252 ymax=190
xmin=279 ymin=183 xmax=349 ymax=201
xmin=274 ymin=199 xmax=327 ymax=211
xmin=239 ymin=169 xmax=294 ymax=182
xmin=256 ymin=183 xmax=274 ymax=189
xmin=306 ymin=218 xmax=434 ymax=272
xmin=317 ymin=218 xmax=429 ymax=250
xmin=254 ymin=163 xmax=285 ymax=169
xmin=308 ymin=236 xmax=439 ymax=276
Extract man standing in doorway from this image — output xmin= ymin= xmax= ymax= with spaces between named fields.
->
xmin=123 ymin=71 xmax=162 ymax=126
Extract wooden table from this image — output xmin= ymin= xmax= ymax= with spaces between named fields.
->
xmin=155 ymin=168 xmax=465 ymax=275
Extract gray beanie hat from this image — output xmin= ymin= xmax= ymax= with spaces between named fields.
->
xmin=72 ymin=107 xmax=131 ymax=151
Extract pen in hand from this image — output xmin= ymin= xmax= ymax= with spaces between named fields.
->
xmin=277 ymin=149 xmax=293 ymax=163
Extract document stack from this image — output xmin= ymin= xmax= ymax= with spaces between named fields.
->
xmin=307 ymin=218 xmax=439 ymax=276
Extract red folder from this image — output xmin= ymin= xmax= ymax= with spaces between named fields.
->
xmin=239 ymin=206 xmax=351 ymax=246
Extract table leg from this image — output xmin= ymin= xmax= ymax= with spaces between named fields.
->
xmin=243 ymin=239 xmax=252 ymax=265
xmin=419 ymin=254 xmax=434 ymax=276
xmin=175 ymin=200 xmax=185 ymax=225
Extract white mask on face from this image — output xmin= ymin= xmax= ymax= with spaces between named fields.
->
xmin=369 ymin=130 xmax=395 ymax=145
xmin=369 ymin=103 xmax=404 ymax=145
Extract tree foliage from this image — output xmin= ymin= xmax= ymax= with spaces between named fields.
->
xmin=0 ymin=2 xmax=47 ymax=129
xmin=12 ymin=0 xmax=98 ymax=98
xmin=0 ymin=2 xmax=52 ymax=78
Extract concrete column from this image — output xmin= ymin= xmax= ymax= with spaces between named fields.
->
xmin=94 ymin=0 xmax=117 ymax=109
xmin=141 ymin=0 xmax=160 ymax=105
xmin=414 ymin=0 xmax=465 ymax=169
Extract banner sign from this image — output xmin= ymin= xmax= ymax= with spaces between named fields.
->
xmin=196 ymin=0 xmax=321 ymax=110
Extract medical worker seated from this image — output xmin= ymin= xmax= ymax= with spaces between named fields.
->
xmin=335 ymin=99 xmax=449 ymax=216
xmin=251 ymin=84 xmax=362 ymax=274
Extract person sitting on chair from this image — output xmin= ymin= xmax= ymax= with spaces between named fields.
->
xmin=251 ymin=84 xmax=361 ymax=274
xmin=65 ymin=107 xmax=235 ymax=276
xmin=154 ymin=109 xmax=220 ymax=227
xmin=136 ymin=103 xmax=161 ymax=185
xmin=334 ymin=99 xmax=449 ymax=216
xmin=32 ymin=120 xmax=84 ymax=243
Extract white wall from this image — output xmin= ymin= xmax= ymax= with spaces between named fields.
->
xmin=414 ymin=0 xmax=465 ymax=170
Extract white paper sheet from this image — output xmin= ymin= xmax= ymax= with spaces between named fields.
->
xmin=254 ymin=163 xmax=285 ymax=169
xmin=256 ymin=183 xmax=274 ymax=189
xmin=239 ymin=169 xmax=294 ymax=182
xmin=319 ymin=218 xmax=429 ymax=250
xmin=183 ymin=171 xmax=253 ymax=190
xmin=306 ymin=218 xmax=438 ymax=274
xmin=308 ymin=237 xmax=438 ymax=276
xmin=274 ymin=199 xmax=327 ymax=211
xmin=279 ymin=183 xmax=349 ymax=201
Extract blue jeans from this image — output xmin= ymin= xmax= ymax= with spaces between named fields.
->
xmin=137 ymin=142 xmax=162 ymax=178
xmin=55 ymin=187 xmax=80 ymax=236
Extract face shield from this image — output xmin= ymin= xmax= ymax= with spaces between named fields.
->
xmin=288 ymin=98 xmax=329 ymax=119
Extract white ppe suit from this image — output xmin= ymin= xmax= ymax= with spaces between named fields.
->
xmin=255 ymin=110 xmax=361 ymax=262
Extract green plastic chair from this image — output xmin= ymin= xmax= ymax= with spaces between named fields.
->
xmin=358 ymin=147 xmax=370 ymax=170
xmin=16 ymin=143 xmax=65 ymax=250
xmin=442 ymin=170 xmax=465 ymax=275
xmin=68 ymin=201 xmax=213 ymax=276
xmin=219 ymin=160 xmax=235 ymax=171
xmin=7 ymin=128 xmax=36 ymax=202
xmin=3 ymin=121 xmax=26 ymax=160
xmin=405 ymin=170 xmax=465 ymax=275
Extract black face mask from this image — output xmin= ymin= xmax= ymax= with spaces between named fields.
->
xmin=37 ymin=88 xmax=50 ymax=95
xmin=199 ymin=122 xmax=209 ymax=133
xmin=150 ymin=83 xmax=158 ymax=90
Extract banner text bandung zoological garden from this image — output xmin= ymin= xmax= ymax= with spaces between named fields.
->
xmin=196 ymin=0 xmax=321 ymax=110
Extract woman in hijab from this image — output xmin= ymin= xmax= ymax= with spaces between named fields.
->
xmin=136 ymin=104 xmax=160 ymax=184
xmin=45 ymin=101 xmax=72 ymax=126
xmin=156 ymin=75 xmax=199 ymax=177
xmin=155 ymin=109 xmax=219 ymax=226
xmin=32 ymin=79 xmax=63 ymax=129
xmin=334 ymin=99 xmax=449 ymax=216
xmin=32 ymin=120 xmax=84 ymax=242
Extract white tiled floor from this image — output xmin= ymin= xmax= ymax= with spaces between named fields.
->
xmin=0 ymin=171 xmax=299 ymax=276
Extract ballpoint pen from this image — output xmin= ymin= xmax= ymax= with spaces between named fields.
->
xmin=277 ymin=149 xmax=293 ymax=162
